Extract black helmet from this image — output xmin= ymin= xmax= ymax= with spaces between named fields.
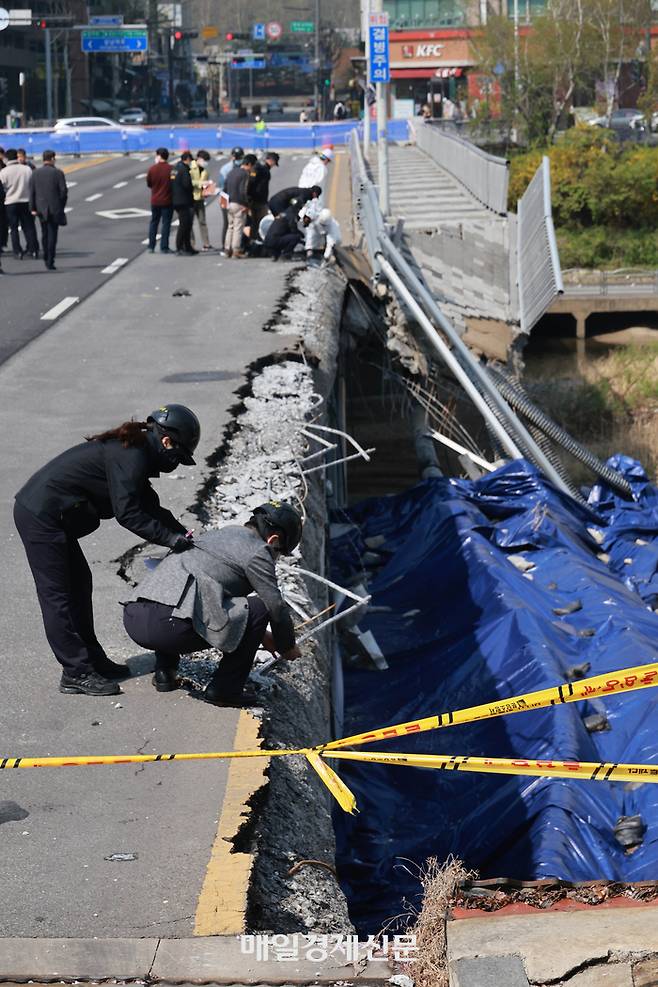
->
xmin=147 ymin=404 xmax=201 ymax=465
xmin=252 ymin=501 xmax=303 ymax=554
xmin=231 ymin=145 xmax=244 ymax=160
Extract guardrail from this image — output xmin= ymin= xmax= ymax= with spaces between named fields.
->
xmin=517 ymin=156 xmax=564 ymax=334
xmin=346 ymin=131 xmax=573 ymax=499
xmin=413 ymin=120 xmax=509 ymax=215
xmin=0 ymin=119 xmax=410 ymax=156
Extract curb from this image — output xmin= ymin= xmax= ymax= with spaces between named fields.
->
xmin=0 ymin=936 xmax=395 ymax=984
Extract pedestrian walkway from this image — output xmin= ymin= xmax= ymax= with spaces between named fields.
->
xmin=0 ymin=203 xmax=297 ymax=940
xmin=386 ymin=143 xmax=494 ymax=229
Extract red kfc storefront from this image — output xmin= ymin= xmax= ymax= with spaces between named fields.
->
xmin=389 ymin=30 xmax=476 ymax=118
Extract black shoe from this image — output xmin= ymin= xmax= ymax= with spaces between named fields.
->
xmin=13 ymin=251 xmax=23 ymax=260
xmin=30 ymin=251 xmax=39 ymax=259
xmin=160 ymin=248 xmax=172 ymax=254
xmin=152 ymin=668 xmax=180 ymax=692
xmin=59 ymin=671 xmax=121 ymax=696
xmin=47 ymin=264 xmax=56 ymax=271
xmin=271 ymin=254 xmax=279 ymax=262
xmin=93 ymin=656 xmax=130 ymax=680
xmin=203 ymin=683 xmax=261 ymax=707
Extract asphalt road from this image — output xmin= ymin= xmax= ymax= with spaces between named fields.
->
xmin=0 ymin=149 xmax=309 ymax=366
xmin=0 ymin=151 xmax=306 ymax=938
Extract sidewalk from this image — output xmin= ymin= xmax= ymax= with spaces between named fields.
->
xmin=0 ymin=205 xmax=298 ymax=941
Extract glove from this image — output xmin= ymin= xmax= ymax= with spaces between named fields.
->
xmin=171 ymin=534 xmax=194 ymax=553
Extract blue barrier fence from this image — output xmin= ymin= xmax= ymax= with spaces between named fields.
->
xmin=0 ymin=119 xmax=409 ymax=156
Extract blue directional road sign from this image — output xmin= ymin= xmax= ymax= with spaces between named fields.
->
xmin=81 ymin=28 xmax=148 ymax=52
xmin=368 ymin=13 xmax=390 ymax=85
xmin=252 ymin=22 xmax=265 ymax=40
xmin=89 ymin=15 xmax=124 ymax=26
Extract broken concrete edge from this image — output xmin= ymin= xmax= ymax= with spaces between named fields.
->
xmin=446 ymin=903 xmax=658 ymax=985
xmin=0 ymin=935 xmax=393 ymax=984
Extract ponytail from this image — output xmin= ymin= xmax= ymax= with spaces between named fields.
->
xmin=86 ymin=420 xmax=150 ymax=448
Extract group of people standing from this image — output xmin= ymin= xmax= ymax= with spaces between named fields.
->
xmin=146 ymin=146 xmax=214 ymax=255
xmin=0 ymin=146 xmax=68 ymax=273
xmin=145 ymin=143 xmax=341 ymax=264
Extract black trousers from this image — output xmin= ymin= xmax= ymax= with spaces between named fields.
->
xmin=39 ymin=217 xmax=59 ymax=268
xmin=220 ymin=205 xmax=228 ymax=248
xmin=267 ymin=231 xmax=302 ymax=258
xmin=149 ymin=205 xmax=173 ymax=251
xmin=13 ymin=501 xmax=108 ymax=676
xmin=5 ymin=202 xmax=38 ymax=255
xmin=175 ymin=206 xmax=193 ymax=252
xmin=0 ymin=202 xmax=8 ymax=249
xmin=123 ymin=595 xmax=268 ymax=697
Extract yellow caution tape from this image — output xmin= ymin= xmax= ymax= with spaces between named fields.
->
xmin=3 ymin=660 xmax=658 ymax=814
xmin=323 ymin=749 xmax=658 ymax=785
xmin=320 ymin=660 xmax=658 ymax=752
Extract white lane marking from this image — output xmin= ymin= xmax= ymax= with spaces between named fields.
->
xmin=41 ymin=296 xmax=79 ymax=321
xmin=113 ymin=181 xmax=128 ymax=189
xmin=96 ymin=207 xmax=150 ymax=219
xmin=136 ymin=154 xmax=150 ymax=161
xmin=101 ymin=257 xmax=129 ymax=274
xmin=135 ymin=172 xmax=147 ymax=179
xmin=67 ymin=181 xmax=77 ymax=187
xmin=85 ymin=192 xmax=103 ymax=202
xmin=64 ymin=207 xmax=72 ymax=213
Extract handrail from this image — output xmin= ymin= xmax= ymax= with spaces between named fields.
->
xmin=414 ymin=121 xmax=509 ymax=215
xmin=517 ymin=156 xmax=564 ymax=334
xmin=347 ymin=131 xmax=574 ymax=499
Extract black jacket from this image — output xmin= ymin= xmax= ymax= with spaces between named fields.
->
xmin=264 ymin=210 xmax=301 ymax=247
xmin=224 ymin=165 xmax=248 ymax=206
xmin=29 ymin=163 xmax=68 ymax=223
xmin=246 ymin=161 xmax=271 ymax=206
xmin=15 ymin=433 xmax=187 ymax=546
xmin=268 ymin=186 xmax=312 ymax=216
xmin=171 ymin=161 xmax=193 ymax=208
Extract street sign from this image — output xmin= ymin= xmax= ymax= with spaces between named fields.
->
xmin=89 ymin=14 xmax=123 ymax=26
xmin=9 ymin=8 xmax=32 ymax=25
xmin=81 ymin=28 xmax=147 ymax=51
xmin=368 ymin=12 xmax=390 ymax=85
xmin=252 ymin=22 xmax=265 ymax=40
xmin=231 ymin=58 xmax=265 ymax=70
xmin=266 ymin=20 xmax=282 ymax=40
xmin=201 ymin=25 xmax=218 ymax=38
xmin=290 ymin=20 xmax=313 ymax=32
xmin=0 ymin=8 xmax=9 ymax=31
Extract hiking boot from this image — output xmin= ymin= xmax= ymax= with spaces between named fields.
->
xmin=93 ymin=656 xmax=131 ymax=680
xmin=59 ymin=671 xmax=121 ymax=696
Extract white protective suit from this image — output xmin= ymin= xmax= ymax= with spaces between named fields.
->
xmin=298 ymin=154 xmax=328 ymax=192
xmin=303 ymin=208 xmax=342 ymax=259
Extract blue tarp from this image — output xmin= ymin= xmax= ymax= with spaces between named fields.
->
xmin=0 ymin=119 xmax=409 ymax=156
xmin=331 ymin=458 xmax=658 ymax=933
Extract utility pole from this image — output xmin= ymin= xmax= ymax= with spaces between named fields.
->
xmin=313 ymin=0 xmax=320 ymax=117
xmin=362 ymin=0 xmax=370 ymax=156
xmin=168 ymin=29 xmax=175 ymax=119
xmin=513 ymin=0 xmax=519 ymax=142
xmin=45 ymin=27 xmax=53 ymax=122
xmin=372 ymin=0 xmax=389 ymax=215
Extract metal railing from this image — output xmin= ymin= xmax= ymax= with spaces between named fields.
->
xmin=413 ymin=120 xmax=509 ymax=215
xmin=517 ymin=156 xmax=564 ymax=334
xmin=347 ymin=131 xmax=573 ymax=499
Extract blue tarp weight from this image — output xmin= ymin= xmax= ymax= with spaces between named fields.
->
xmin=0 ymin=119 xmax=409 ymax=156
xmin=331 ymin=458 xmax=658 ymax=933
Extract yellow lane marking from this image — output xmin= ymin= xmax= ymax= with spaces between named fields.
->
xmin=62 ymin=155 xmax=115 ymax=174
xmin=193 ymin=710 xmax=269 ymax=935
xmin=326 ymin=150 xmax=342 ymax=218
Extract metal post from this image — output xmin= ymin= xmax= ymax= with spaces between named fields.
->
xmin=314 ymin=0 xmax=320 ymax=118
xmin=45 ymin=27 xmax=53 ymax=123
xmin=168 ymin=29 xmax=175 ymax=120
xmin=513 ymin=0 xmax=519 ymax=140
xmin=373 ymin=0 xmax=389 ymax=215
xmin=363 ymin=0 xmax=371 ymax=157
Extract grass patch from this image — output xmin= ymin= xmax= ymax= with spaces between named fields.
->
xmin=408 ymin=856 xmax=474 ymax=987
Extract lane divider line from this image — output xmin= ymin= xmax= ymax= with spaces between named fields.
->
xmin=101 ymin=257 xmax=129 ymax=275
xmin=113 ymin=181 xmax=128 ymax=189
xmin=85 ymin=193 xmax=103 ymax=202
xmin=135 ymin=173 xmax=147 ymax=179
xmin=40 ymin=297 xmax=79 ymax=321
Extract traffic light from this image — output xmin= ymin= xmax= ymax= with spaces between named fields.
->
xmin=324 ymin=77 xmax=331 ymax=87
xmin=173 ymin=29 xmax=198 ymax=41
xmin=225 ymin=31 xmax=249 ymax=41
xmin=33 ymin=18 xmax=48 ymax=28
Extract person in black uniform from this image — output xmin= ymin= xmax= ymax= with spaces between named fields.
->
xmin=172 ymin=151 xmax=196 ymax=256
xmin=123 ymin=501 xmax=303 ymax=706
xmin=267 ymin=184 xmax=321 ymax=218
xmin=264 ymin=207 xmax=303 ymax=261
xmin=245 ymin=151 xmax=279 ymax=232
xmin=14 ymin=404 xmax=201 ymax=696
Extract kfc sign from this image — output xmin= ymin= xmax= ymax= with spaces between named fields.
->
xmin=402 ymin=42 xmax=445 ymax=58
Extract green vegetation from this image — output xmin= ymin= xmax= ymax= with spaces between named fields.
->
xmin=510 ymin=129 xmax=658 ymax=268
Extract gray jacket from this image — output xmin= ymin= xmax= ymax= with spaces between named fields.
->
xmin=124 ymin=524 xmax=295 ymax=652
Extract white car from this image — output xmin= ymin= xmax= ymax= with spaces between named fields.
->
xmin=53 ymin=116 xmax=144 ymax=132
xmin=118 ymin=107 xmax=146 ymax=125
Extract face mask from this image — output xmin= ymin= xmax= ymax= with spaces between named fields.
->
xmin=157 ymin=446 xmax=182 ymax=473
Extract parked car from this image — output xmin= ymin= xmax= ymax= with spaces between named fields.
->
xmin=53 ymin=116 xmax=144 ymax=132
xmin=266 ymin=99 xmax=284 ymax=115
xmin=118 ymin=106 xmax=146 ymax=125
xmin=590 ymin=108 xmax=645 ymax=130
xmin=187 ymin=100 xmax=208 ymax=120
